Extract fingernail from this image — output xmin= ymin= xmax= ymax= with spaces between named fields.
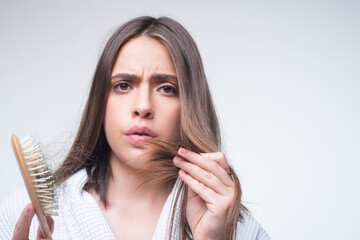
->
xmin=179 ymin=148 xmax=188 ymax=154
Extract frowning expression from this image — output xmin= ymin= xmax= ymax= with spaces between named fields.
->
xmin=104 ymin=36 xmax=181 ymax=167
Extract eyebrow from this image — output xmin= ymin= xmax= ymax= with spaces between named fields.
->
xmin=111 ymin=73 xmax=178 ymax=83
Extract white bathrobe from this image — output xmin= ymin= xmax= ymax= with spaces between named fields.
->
xmin=0 ymin=168 xmax=270 ymax=239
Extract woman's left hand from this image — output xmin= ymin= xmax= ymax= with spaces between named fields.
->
xmin=173 ymin=148 xmax=235 ymax=240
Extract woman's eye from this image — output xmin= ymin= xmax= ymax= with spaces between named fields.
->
xmin=159 ymin=85 xmax=178 ymax=95
xmin=114 ymin=82 xmax=131 ymax=92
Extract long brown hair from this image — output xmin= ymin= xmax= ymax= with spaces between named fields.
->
xmin=54 ymin=16 xmax=246 ymax=239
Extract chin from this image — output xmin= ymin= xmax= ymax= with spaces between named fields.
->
xmin=111 ymin=147 xmax=148 ymax=167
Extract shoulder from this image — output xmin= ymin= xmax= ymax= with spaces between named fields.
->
xmin=56 ymin=168 xmax=89 ymax=213
xmin=57 ymin=168 xmax=88 ymax=195
xmin=236 ymin=210 xmax=270 ymax=240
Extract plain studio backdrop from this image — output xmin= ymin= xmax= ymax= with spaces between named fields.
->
xmin=1 ymin=0 xmax=359 ymax=239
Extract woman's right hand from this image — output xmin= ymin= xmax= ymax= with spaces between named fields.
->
xmin=12 ymin=203 xmax=54 ymax=240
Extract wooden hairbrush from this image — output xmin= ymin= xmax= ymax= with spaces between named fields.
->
xmin=11 ymin=134 xmax=58 ymax=240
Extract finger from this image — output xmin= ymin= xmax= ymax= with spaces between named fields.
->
xmin=201 ymin=152 xmax=231 ymax=173
xmin=178 ymin=169 xmax=218 ymax=205
xmin=173 ymin=156 xmax=230 ymax=196
xmin=13 ymin=203 xmax=35 ymax=240
xmin=178 ymin=148 xmax=233 ymax=187
xmin=36 ymin=216 xmax=54 ymax=239
xmin=201 ymin=152 xmax=235 ymax=181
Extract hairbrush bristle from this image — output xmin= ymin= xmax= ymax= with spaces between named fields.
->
xmin=20 ymin=135 xmax=59 ymax=216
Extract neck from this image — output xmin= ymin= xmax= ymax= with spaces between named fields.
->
xmin=105 ymin=153 xmax=171 ymax=208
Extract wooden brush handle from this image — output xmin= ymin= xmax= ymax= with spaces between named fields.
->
xmin=11 ymin=134 xmax=53 ymax=240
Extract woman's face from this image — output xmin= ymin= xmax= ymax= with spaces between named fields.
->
xmin=104 ymin=36 xmax=181 ymax=167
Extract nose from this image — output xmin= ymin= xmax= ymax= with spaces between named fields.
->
xmin=133 ymin=107 xmax=153 ymax=118
xmin=132 ymin=87 xmax=154 ymax=119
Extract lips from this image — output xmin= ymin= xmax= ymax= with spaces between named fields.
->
xmin=125 ymin=125 xmax=157 ymax=145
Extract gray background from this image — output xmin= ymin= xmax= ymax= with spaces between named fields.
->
xmin=1 ymin=0 xmax=359 ymax=239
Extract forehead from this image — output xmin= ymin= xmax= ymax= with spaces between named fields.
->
xmin=113 ymin=36 xmax=176 ymax=75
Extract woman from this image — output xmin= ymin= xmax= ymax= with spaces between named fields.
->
xmin=1 ymin=16 xmax=269 ymax=239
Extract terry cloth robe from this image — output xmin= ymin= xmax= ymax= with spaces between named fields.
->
xmin=0 ymin=168 xmax=270 ymax=239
